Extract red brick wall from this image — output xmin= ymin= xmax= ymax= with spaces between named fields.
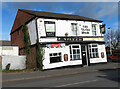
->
xmin=19 ymin=46 xmax=37 ymax=69
xmin=11 ymin=28 xmax=24 ymax=49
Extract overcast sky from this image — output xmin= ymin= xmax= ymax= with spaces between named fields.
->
xmin=1 ymin=2 xmax=118 ymax=40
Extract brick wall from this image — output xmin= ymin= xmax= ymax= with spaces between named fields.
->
xmin=19 ymin=46 xmax=37 ymax=69
xmin=11 ymin=28 xmax=24 ymax=49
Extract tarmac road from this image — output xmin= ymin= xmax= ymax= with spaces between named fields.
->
xmin=2 ymin=69 xmax=119 ymax=87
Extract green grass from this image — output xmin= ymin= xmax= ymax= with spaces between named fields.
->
xmin=2 ymin=68 xmax=41 ymax=73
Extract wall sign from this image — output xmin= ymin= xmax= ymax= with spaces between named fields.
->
xmin=46 ymin=44 xmax=65 ymax=48
xmin=64 ymin=54 xmax=68 ymax=61
xmin=101 ymin=52 xmax=104 ymax=58
xmin=45 ymin=21 xmax=55 ymax=37
xmin=81 ymin=25 xmax=90 ymax=34
xmin=57 ymin=37 xmax=83 ymax=41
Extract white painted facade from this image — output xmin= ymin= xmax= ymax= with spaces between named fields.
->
xmin=27 ymin=17 xmax=107 ymax=69
xmin=2 ymin=55 xmax=26 ymax=70
xmin=0 ymin=46 xmax=18 ymax=56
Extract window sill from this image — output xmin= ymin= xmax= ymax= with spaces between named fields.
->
xmin=41 ymin=36 xmax=56 ymax=38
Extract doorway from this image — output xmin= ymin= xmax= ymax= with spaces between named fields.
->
xmin=81 ymin=45 xmax=88 ymax=66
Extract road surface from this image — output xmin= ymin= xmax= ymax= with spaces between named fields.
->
xmin=2 ymin=69 xmax=119 ymax=87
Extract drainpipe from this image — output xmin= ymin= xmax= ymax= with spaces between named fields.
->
xmin=35 ymin=17 xmax=39 ymax=42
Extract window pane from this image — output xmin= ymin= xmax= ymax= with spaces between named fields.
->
xmin=53 ymin=53 xmax=57 ymax=56
xmin=73 ymin=49 xmax=76 ymax=54
xmin=76 ymin=55 xmax=80 ymax=59
xmin=92 ymin=45 xmax=97 ymax=47
xmin=93 ymin=53 xmax=95 ymax=58
xmin=73 ymin=55 xmax=76 ymax=59
xmin=49 ymin=53 xmax=52 ymax=56
xmin=73 ymin=45 xmax=79 ymax=48
xmin=89 ymin=45 xmax=91 ymax=48
xmin=95 ymin=48 xmax=98 ymax=52
xmin=92 ymin=49 xmax=95 ymax=52
xmin=77 ymin=49 xmax=80 ymax=54
xmin=96 ymin=53 xmax=99 ymax=57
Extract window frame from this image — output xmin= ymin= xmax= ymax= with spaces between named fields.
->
xmin=69 ymin=44 xmax=81 ymax=61
xmin=71 ymin=23 xmax=78 ymax=36
xmin=88 ymin=44 xmax=99 ymax=58
xmin=49 ymin=52 xmax=62 ymax=63
xmin=92 ymin=24 xmax=97 ymax=36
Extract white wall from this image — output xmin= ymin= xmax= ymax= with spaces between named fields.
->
xmin=89 ymin=44 xmax=107 ymax=63
xmin=0 ymin=46 xmax=18 ymax=56
xmin=36 ymin=18 xmax=103 ymax=42
xmin=27 ymin=19 xmax=37 ymax=45
xmin=2 ymin=55 xmax=26 ymax=70
xmin=43 ymin=46 xmax=82 ymax=69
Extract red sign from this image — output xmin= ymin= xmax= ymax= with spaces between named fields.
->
xmin=52 ymin=44 xmax=61 ymax=48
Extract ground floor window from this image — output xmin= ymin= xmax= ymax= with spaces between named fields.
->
xmin=69 ymin=44 xmax=81 ymax=60
xmin=88 ymin=44 xmax=99 ymax=58
xmin=49 ymin=52 xmax=62 ymax=63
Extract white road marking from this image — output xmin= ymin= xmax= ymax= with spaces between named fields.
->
xmin=99 ymin=75 xmax=108 ymax=77
xmin=55 ymin=79 xmax=98 ymax=87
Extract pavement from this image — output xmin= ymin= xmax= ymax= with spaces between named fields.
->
xmin=2 ymin=62 xmax=120 ymax=83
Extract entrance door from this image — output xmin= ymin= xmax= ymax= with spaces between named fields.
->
xmin=81 ymin=45 xmax=88 ymax=65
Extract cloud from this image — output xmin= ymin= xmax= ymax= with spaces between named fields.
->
xmin=73 ymin=2 xmax=118 ymax=21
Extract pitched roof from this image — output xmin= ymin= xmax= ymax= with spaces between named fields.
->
xmin=11 ymin=9 xmax=103 ymax=35
xmin=19 ymin=9 xmax=103 ymax=22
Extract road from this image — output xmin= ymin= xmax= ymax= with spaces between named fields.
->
xmin=2 ymin=69 xmax=119 ymax=88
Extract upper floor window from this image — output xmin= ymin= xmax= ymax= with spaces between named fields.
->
xmin=71 ymin=23 xmax=77 ymax=36
xmin=92 ymin=24 xmax=97 ymax=36
xmin=45 ymin=21 xmax=55 ymax=37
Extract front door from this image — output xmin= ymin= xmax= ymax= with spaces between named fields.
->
xmin=81 ymin=45 xmax=88 ymax=65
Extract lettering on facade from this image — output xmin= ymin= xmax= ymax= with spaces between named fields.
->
xmin=81 ymin=25 xmax=90 ymax=34
xmin=57 ymin=37 xmax=83 ymax=41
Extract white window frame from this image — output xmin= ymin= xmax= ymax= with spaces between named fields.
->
xmin=92 ymin=24 xmax=97 ymax=36
xmin=49 ymin=52 xmax=62 ymax=63
xmin=69 ymin=44 xmax=81 ymax=60
xmin=88 ymin=44 xmax=99 ymax=58
xmin=71 ymin=23 xmax=78 ymax=36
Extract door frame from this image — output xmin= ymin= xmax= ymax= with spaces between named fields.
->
xmin=81 ymin=45 xmax=90 ymax=66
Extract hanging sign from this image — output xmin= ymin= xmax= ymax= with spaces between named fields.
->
xmin=100 ymin=24 xmax=105 ymax=34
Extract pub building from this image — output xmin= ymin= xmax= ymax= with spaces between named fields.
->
xmin=11 ymin=9 xmax=107 ymax=69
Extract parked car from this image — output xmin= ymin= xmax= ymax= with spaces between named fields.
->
xmin=107 ymin=53 xmax=120 ymax=62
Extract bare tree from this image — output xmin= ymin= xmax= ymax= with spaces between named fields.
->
xmin=104 ymin=28 xmax=120 ymax=49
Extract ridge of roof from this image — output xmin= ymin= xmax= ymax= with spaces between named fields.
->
xmin=19 ymin=9 xmax=103 ymax=22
